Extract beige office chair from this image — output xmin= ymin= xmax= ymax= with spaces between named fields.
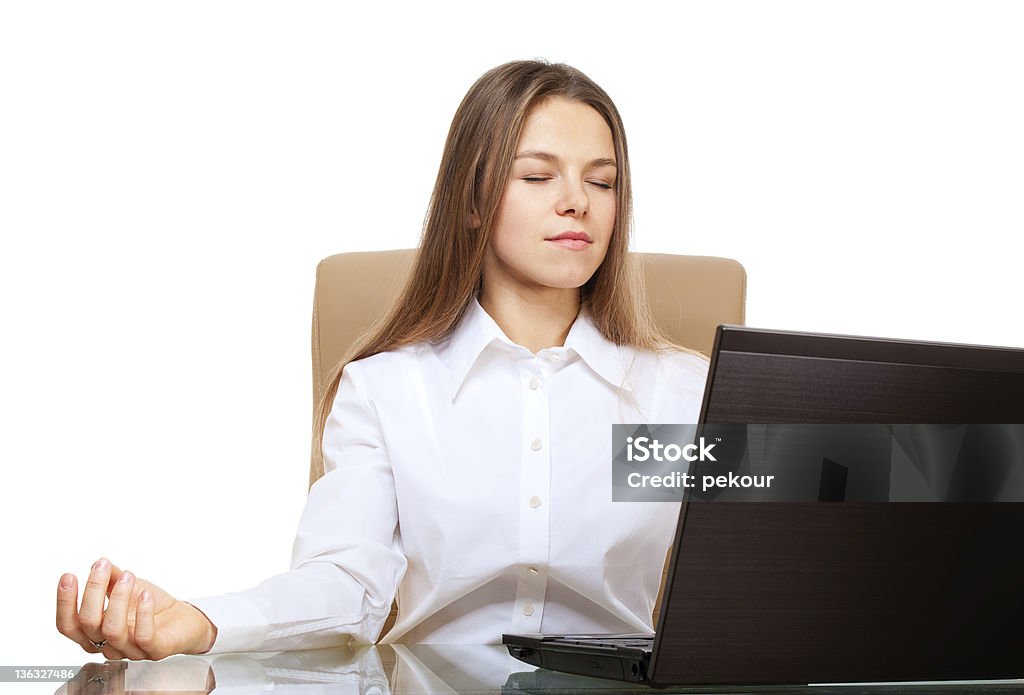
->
xmin=308 ymin=249 xmax=746 ymax=631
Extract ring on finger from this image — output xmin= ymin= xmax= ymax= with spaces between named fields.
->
xmin=89 ymin=639 xmax=107 ymax=649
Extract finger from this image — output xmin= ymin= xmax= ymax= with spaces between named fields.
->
xmin=78 ymin=558 xmax=114 ymax=643
xmin=126 ymin=582 xmax=142 ymax=623
xmin=100 ymin=643 xmax=127 ymax=661
xmin=55 ymin=573 xmax=80 ymax=637
xmin=133 ymin=590 xmax=159 ymax=659
xmin=55 ymin=573 xmax=102 ymax=654
xmin=106 ymin=562 xmax=126 ymax=591
xmin=99 ymin=571 xmax=148 ymax=660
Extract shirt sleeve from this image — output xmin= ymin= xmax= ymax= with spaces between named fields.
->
xmin=188 ymin=361 xmax=408 ymax=653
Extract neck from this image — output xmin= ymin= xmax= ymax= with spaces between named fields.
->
xmin=478 ymin=285 xmax=581 ymax=354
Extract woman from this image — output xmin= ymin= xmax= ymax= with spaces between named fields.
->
xmin=55 ymin=60 xmax=708 ymax=659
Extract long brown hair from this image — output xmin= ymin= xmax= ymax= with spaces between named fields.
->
xmin=311 ymin=59 xmax=684 ymax=481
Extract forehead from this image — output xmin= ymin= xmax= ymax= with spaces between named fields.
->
xmin=516 ymin=97 xmax=614 ymax=157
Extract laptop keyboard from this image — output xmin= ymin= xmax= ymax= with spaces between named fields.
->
xmin=554 ymin=636 xmax=654 ymax=650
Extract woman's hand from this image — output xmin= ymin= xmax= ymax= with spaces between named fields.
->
xmin=56 ymin=558 xmax=217 ymax=660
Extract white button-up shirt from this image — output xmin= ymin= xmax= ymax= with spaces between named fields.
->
xmin=190 ymin=299 xmax=708 ymax=653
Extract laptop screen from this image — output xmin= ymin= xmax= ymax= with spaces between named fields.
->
xmin=650 ymin=326 xmax=1024 ymax=685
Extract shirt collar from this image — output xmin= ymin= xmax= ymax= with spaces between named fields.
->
xmin=444 ymin=298 xmax=636 ymax=401
xmin=563 ymin=306 xmax=637 ymax=394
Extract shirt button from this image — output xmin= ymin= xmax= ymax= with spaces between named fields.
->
xmin=523 ymin=603 xmax=535 ymax=616
xmin=529 ymin=496 xmax=542 ymax=509
xmin=530 ymin=438 xmax=543 ymax=451
xmin=529 ymin=376 xmax=540 ymax=390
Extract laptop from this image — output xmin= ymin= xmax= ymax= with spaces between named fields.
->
xmin=504 ymin=325 xmax=1024 ymax=686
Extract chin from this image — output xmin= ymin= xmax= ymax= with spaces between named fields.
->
xmin=542 ymin=270 xmax=599 ymax=290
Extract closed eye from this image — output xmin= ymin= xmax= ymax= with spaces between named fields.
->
xmin=523 ymin=177 xmax=613 ymax=189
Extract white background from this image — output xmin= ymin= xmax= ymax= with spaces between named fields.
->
xmin=2 ymin=0 xmax=1022 ymax=676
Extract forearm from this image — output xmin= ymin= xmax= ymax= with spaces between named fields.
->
xmin=188 ymin=557 xmax=403 ymax=653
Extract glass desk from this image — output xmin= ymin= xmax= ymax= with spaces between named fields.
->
xmin=42 ymin=645 xmax=1024 ymax=695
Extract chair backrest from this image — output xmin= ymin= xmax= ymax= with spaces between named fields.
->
xmin=311 ymin=249 xmax=746 ymax=487
xmin=311 ymin=249 xmax=746 ymax=485
xmin=308 ymin=248 xmax=746 ymax=631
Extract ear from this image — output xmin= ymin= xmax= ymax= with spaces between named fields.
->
xmin=467 ymin=209 xmax=482 ymax=230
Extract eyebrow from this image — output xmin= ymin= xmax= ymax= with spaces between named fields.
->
xmin=514 ymin=150 xmax=617 ymax=170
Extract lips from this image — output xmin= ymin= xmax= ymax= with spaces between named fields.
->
xmin=547 ymin=231 xmax=592 ymax=242
xmin=545 ymin=231 xmax=592 ymax=251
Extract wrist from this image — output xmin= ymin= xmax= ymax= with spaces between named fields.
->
xmin=185 ymin=602 xmax=218 ymax=654
xmin=202 ymin=621 xmax=218 ymax=654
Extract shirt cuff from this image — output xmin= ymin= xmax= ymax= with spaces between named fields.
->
xmin=186 ymin=594 xmax=270 ymax=654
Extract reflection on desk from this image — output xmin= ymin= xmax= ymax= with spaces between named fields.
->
xmin=56 ymin=645 xmax=1024 ymax=695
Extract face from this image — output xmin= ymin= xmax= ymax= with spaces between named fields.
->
xmin=481 ymin=96 xmax=617 ymax=304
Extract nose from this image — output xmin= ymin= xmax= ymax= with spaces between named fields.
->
xmin=556 ymin=178 xmax=588 ymax=218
